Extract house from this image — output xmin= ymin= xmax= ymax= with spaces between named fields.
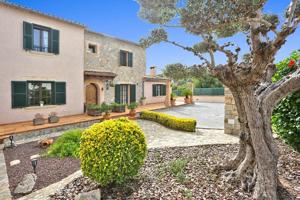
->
xmin=0 ymin=1 xmax=171 ymax=125
xmin=143 ymin=66 xmax=171 ymax=105
xmin=84 ymin=30 xmax=146 ymax=105
xmin=0 ymin=2 xmax=85 ymax=124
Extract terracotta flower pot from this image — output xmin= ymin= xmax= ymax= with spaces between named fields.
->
xmin=103 ymin=113 xmax=111 ymax=120
xmin=129 ymin=109 xmax=136 ymax=117
xmin=171 ymin=99 xmax=176 ymax=106
xmin=184 ymin=97 xmax=191 ymax=104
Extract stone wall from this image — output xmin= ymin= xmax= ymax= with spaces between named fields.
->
xmin=224 ymin=87 xmax=240 ymax=135
xmin=84 ymin=30 xmax=146 ymax=104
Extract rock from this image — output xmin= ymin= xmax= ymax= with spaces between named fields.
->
xmin=14 ymin=173 xmax=37 ymax=194
xmin=30 ymin=154 xmax=40 ymax=160
xmin=75 ymin=189 xmax=101 ymax=200
xmin=10 ymin=159 xmax=20 ymax=166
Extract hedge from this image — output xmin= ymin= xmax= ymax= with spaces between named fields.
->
xmin=140 ymin=110 xmax=197 ymax=132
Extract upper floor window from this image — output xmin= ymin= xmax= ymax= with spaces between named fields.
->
xmin=88 ymin=44 xmax=97 ymax=53
xmin=23 ymin=21 xmax=60 ymax=54
xmin=120 ymin=50 xmax=133 ymax=67
xmin=33 ymin=25 xmax=50 ymax=53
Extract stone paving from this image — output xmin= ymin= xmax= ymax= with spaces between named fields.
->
xmin=0 ymin=150 xmax=12 ymax=200
xmin=137 ymin=119 xmax=238 ymax=148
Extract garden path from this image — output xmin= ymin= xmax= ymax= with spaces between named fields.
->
xmin=137 ymin=120 xmax=238 ymax=149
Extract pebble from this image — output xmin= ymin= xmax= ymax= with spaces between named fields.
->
xmin=30 ymin=154 xmax=40 ymax=160
xmin=10 ymin=159 xmax=20 ymax=166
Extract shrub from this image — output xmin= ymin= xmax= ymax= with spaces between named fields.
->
xmin=272 ymin=50 xmax=300 ymax=152
xmin=140 ymin=110 xmax=196 ymax=132
xmin=101 ymin=102 xmax=112 ymax=114
xmin=47 ymin=129 xmax=82 ymax=158
xmin=87 ymin=103 xmax=102 ymax=111
xmin=80 ymin=117 xmax=147 ymax=186
xmin=127 ymin=102 xmax=138 ymax=110
xmin=182 ymin=88 xmax=192 ymax=98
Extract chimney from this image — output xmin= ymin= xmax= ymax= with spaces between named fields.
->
xmin=150 ymin=66 xmax=156 ymax=78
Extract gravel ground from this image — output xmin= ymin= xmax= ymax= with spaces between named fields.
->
xmin=3 ymin=140 xmax=80 ymax=199
xmin=51 ymin=140 xmax=299 ymax=200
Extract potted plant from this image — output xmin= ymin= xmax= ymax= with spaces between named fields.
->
xmin=101 ymin=103 xmax=112 ymax=120
xmin=128 ymin=102 xmax=138 ymax=118
xmin=33 ymin=113 xmax=45 ymax=126
xmin=87 ymin=104 xmax=102 ymax=116
xmin=140 ymin=96 xmax=146 ymax=106
xmin=111 ymin=103 xmax=126 ymax=113
xmin=183 ymin=88 xmax=192 ymax=104
xmin=170 ymin=93 xmax=176 ymax=106
xmin=48 ymin=112 xmax=59 ymax=123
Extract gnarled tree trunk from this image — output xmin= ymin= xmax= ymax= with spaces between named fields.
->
xmin=221 ymin=86 xmax=279 ymax=200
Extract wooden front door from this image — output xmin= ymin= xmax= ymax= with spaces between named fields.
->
xmin=86 ymin=84 xmax=98 ymax=105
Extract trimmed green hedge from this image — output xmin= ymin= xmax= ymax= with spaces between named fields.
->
xmin=140 ymin=110 xmax=197 ymax=132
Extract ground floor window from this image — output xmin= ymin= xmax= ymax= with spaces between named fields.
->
xmin=152 ymin=84 xmax=166 ymax=96
xmin=28 ymin=82 xmax=53 ymax=106
xmin=115 ymin=84 xmax=136 ymax=104
xmin=11 ymin=81 xmax=66 ymax=108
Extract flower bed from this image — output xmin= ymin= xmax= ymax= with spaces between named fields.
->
xmin=140 ymin=110 xmax=197 ymax=132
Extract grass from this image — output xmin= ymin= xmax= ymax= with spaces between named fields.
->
xmin=169 ymin=159 xmax=190 ymax=183
xmin=47 ymin=129 xmax=82 ymax=158
xmin=157 ymin=158 xmax=190 ymax=184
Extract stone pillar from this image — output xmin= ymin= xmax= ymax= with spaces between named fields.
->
xmin=164 ymin=80 xmax=171 ymax=107
xmin=224 ymin=87 xmax=240 ymax=135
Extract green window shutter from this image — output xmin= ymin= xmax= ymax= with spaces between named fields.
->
xmin=23 ymin=22 xmax=33 ymax=50
xmin=162 ymin=85 xmax=167 ymax=95
xmin=120 ymin=51 xmax=127 ymax=66
xmin=55 ymin=82 xmax=66 ymax=104
xmin=115 ymin=84 xmax=121 ymax=103
xmin=51 ymin=29 xmax=60 ymax=54
xmin=130 ymin=84 xmax=136 ymax=103
xmin=128 ymin=52 xmax=133 ymax=67
xmin=11 ymin=81 xmax=27 ymax=108
xmin=152 ymin=85 xmax=157 ymax=97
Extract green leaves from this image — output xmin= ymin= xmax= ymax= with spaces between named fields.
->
xmin=137 ymin=0 xmax=178 ymax=24
xmin=272 ymin=50 xmax=300 ymax=152
xmin=139 ymin=28 xmax=168 ymax=48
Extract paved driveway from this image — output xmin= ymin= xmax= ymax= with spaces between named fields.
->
xmin=137 ymin=120 xmax=237 ymax=148
xmin=157 ymin=103 xmax=224 ymax=129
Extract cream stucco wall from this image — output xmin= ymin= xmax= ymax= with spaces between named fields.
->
xmin=0 ymin=4 xmax=85 ymax=124
xmin=144 ymin=81 xmax=167 ymax=104
xmin=84 ymin=31 xmax=146 ymax=104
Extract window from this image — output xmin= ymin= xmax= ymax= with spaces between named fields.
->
xmin=33 ymin=26 xmax=50 ymax=52
xmin=11 ymin=81 xmax=66 ymax=108
xmin=120 ymin=50 xmax=133 ymax=67
xmin=28 ymin=82 xmax=53 ymax=106
xmin=152 ymin=84 xmax=166 ymax=96
xmin=23 ymin=22 xmax=60 ymax=54
xmin=88 ymin=44 xmax=97 ymax=53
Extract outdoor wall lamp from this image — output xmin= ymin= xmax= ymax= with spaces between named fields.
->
xmin=8 ymin=135 xmax=15 ymax=148
xmin=31 ymin=159 xmax=38 ymax=174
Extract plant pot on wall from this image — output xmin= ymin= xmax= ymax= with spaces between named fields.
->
xmin=129 ymin=109 xmax=136 ymax=117
xmin=140 ymin=97 xmax=146 ymax=106
xmin=87 ymin=109 xmax=102 ymax=116
xmin=103 ymin=113 xmax=111 ymax=120
xmin=33 ymin=113 xmax=45 ymax=126
xmin=48 ymin=112 xmax=59 ymax=123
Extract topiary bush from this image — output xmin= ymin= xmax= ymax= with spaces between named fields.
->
xmin=47 ymin=129 xmax=82 ymax=158
xmin=140 ymin=110 xmax=197 ymax=132
xmin=272 ymin=50 xmax=300 ymax=152
xmin=80 ymin=117 xmax=147 ymax=186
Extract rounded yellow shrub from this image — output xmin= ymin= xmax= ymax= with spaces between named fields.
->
xmin=80 ymin=117 xmax=147 ymax=186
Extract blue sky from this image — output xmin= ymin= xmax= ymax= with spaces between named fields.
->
xmin=8 ymin=0 xmax=300 ymax=73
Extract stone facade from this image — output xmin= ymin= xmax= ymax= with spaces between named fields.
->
xmin=84 ymin=30 xmax=146 ymax=104
xmin=224 ymin=87 xmax=240 ymax=135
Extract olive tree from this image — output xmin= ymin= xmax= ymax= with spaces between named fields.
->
xmin=136 ymin=0 xmax=300 ymax=199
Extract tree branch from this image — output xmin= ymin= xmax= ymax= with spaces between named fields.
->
xmin=164 ymin=39 xmax=211 ymax=65
xmin=261 ymin=68 xmax=300 ymax=111
xmin=286 ymin=0 xmax=298 ymax=26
